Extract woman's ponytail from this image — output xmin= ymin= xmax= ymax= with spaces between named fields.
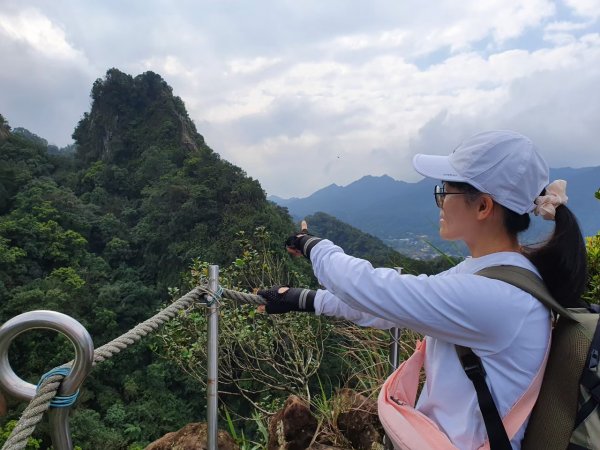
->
xmin=525 ymin=204 xmax=588 ymax=308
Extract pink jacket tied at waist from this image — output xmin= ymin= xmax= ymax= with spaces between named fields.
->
xmin=377 ymin=339 xmax=550 ymax=450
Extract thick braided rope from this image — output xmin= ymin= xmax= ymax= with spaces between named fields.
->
xmin=221 ymin=288 xmax=266 ymax=306
xmin=2 ymin=285 xmax=265 ymax=450
xmin=92 ymin=287 xmax=206 ymax=363
xmin=1 ymin=374 xmax=63 ymax=450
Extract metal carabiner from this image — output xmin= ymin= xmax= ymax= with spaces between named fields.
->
xmin=0 ymin=310 xmax=94 ymax=450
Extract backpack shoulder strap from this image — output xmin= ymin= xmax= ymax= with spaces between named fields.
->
xmin=456 ymin=264 xmax=564 ymax=449
xmin=456 ymin=345 xmax=512 ymax=450
xmin=475 ymin=265 xmax=578 ymax=322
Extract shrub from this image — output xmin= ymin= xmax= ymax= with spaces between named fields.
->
xmin=584 ymin=231 xmax=600 ymax=304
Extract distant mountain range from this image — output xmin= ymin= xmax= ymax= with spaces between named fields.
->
xmin=270 ymin=167 xmax=600 ymax=258
xmin=305 ymin=211 xmax=454 ymax=273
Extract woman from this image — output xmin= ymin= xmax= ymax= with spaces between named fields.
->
xmin=258 ymin=130 xmax=587 ymax=449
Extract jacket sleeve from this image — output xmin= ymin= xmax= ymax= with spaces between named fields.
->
xmin=315 ymin=290 xmax=397 ymax=329
xmin=309 ymin=240 xmax=540 ymax=353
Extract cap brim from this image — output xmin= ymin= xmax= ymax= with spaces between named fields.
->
xmin=412 ymin=154 xmax=467 ymax=181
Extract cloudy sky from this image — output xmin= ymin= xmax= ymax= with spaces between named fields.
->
xmin=1 ymin=0 xmax=599 ymax=198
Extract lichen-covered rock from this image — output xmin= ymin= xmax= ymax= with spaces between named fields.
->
xmin=268 ymin=395 xmax=318 ymax=450
xmin=145 ymin=422 xmax=238 ymax=450
xmin=336 ymin=389 xmax=385 ymax=450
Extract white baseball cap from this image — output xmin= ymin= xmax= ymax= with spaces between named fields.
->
xmin=412 ymin=130 xmax=549 ymax=214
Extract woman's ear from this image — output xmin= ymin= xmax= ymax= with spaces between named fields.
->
xmin=476 ymin=194 xmax=495 ymax=219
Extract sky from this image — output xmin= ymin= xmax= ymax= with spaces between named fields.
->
xmin=1 ymin=0 xmax=599 ymax=198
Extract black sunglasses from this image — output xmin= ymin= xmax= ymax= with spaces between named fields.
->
xmin=434 ymin=185 xmax=470 ymax=208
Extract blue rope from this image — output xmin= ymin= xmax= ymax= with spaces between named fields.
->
xmin=206 ymin=285 xmax=223 ymax=306
xmin=37 ymin=367 xmax=80 ymax=408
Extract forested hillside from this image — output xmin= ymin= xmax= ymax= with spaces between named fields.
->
xmin=0 ymin=71 xmax=437 ymax=449
xmin=0 ymin=70 xmax=304 ymax=448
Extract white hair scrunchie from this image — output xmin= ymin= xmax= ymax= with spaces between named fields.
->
xmin=534 ymin=179 xmax=568 ymax=220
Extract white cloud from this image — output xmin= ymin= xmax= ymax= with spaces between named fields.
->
xmin=0 ymin=8 xmax=83 ymax=61
xmin=228 ymin=57 xmax=282 ymax=75
xmin=327 ymin=0 xmax=555 ymax=57
xmin=485 ymin=0 xmax=556 ymax=41
xmin=545 ymin=20 xmax=592 ymax=31
xmin=141 ymin=55 xmax=196 ymax=79
xmin=410 ymin=34 xmax=600 ymax=168
xmin=544 ymin=31 xmax=578 ymax=45
xmin=329 ymin=30 xmax=409 ymax=51
xmin=564 ymin=0 xmax=600 ymax=19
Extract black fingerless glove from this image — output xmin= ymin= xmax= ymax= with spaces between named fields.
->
xmin=285 ymin=234 xmax=324 ymax=259
xmin=257 ymin=285 xmax=316 ymax=314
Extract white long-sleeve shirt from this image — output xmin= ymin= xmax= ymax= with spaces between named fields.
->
xmin=311 ymin=239 xmax=551 ymax=450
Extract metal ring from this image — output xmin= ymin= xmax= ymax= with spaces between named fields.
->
xmin=0 ymin=310 xmax=94 ymax=401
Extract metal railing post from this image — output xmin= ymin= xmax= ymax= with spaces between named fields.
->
xmin=207 ymin=265 xmax=219 ymax=450
xmin=389 ymin=327 xmax=402 ymax=371
xmin=389 ymin=267 xmax=403 ymax=372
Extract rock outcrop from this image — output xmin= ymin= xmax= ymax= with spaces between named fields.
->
xmin=145 ymin=390 xmax=384 ymax=449
xmin=267 ymin=390 xmax=384 ymax=450
xmin=268 ymin=395 xmax=318 ymax=450
xmin=336 ymin=389 xmax=385 ymax=450
xmin=145 ymin=422 xmax=238 ymax=450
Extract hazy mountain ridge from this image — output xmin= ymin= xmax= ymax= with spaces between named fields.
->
xmin=306 ymin=211 xmax=453 ymax=273
xmin=271 ymin=167 xmax=600 ymax=257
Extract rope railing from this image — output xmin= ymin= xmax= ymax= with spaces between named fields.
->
xmin=222 ymin=288 xmax=267 ymax=306
xmin=1 ymin=282 xmax=266 ymax=450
